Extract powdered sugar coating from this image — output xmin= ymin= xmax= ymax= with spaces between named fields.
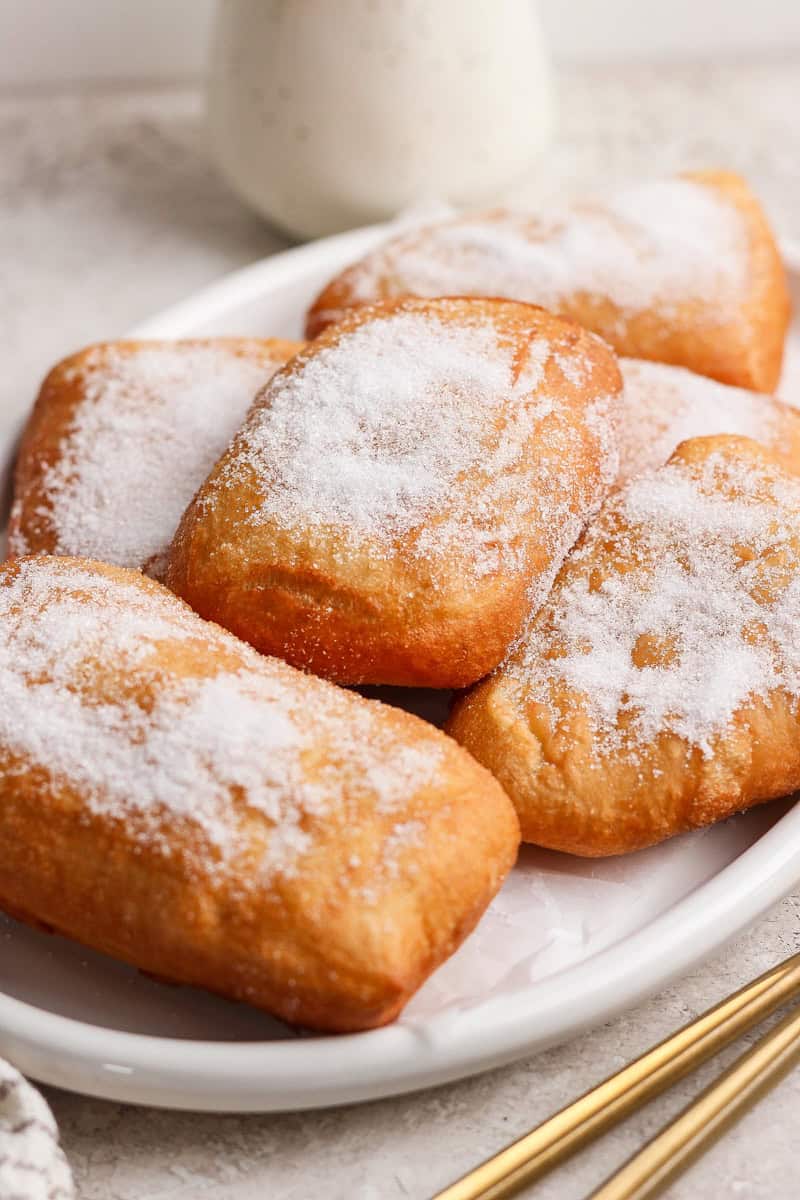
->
xmin=619 ymin=359 xmax=785 ymax=482
xmin=585 ymin=392 xmax=621 ymax=489
xmin=509 ymin=444 xmax=800 ymax=758
xmin=217 ymin=308 xmax=618 ymax=580
xmin=13 ymin=341 xmax=295 ymax=577
xmin=338 ymin=179 xmax=750 ymax=322
xmin=0 ymin=558 xmax=442 ymax=881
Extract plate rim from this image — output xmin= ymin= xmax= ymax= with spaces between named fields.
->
xmin=1 ymin=233 xmax=798 ymax=1112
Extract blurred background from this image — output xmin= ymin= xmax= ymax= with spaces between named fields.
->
xmin=4 ymin=0 xmax=800 ymax=82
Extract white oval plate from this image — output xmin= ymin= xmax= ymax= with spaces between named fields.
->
xmin=0 ymin=230 xmax=799 ymax=1112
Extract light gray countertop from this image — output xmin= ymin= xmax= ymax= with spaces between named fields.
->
xmin=1 ymin=56 xmax=799 ymax=1200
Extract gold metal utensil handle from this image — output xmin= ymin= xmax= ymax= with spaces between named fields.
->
xmin=588 ymin=998 xmax=800 ymax=1200
xmin=431 ymin=952 xmax=800 ymax=1200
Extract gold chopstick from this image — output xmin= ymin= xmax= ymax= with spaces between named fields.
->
xmin=588 ymin=997 xmax=800 ymax=1200
xmin=431 ymin=952 xmax=800 ymax=1200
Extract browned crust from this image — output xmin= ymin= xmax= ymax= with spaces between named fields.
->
xmin=0 ymin=555 xmax=519 ymax=1031
xmin=166 ymin=297 xmax=621 ymax=687
xmin=306 ymin=171 xmax=791 ymax=392
xmin=7 ymin=337 xmax=304 ymax=563
xmin=447 ymin=435 xmax=800 ymax=856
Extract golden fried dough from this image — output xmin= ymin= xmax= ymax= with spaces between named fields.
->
xmin=448 ymin=435 xmax=800 ymax=856
xmin=166 ymin=297 xmax=622 ymax=688
xmin=617 ymin=358 xmax=800 ymax=483
xmin=307 ymin=172 xmax=790 ymax=392
xmin=0 ymin=556 xmax=518 ymax=1032
xmin=8 ymin=338 xmax=302 ymax=579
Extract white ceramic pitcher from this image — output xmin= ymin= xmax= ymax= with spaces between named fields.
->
xmin=207 ymin=0 xmax=555 ymax=240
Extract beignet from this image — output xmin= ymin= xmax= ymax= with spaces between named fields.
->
xmin=307 ymin=171 xmax=790 ymax=392
xmin=618 ymin=358 xmax=800 ymax=483
xmin=0 ymin=556 xmax=518 ymax=1032
xmin=166 ymin=297 xmax=622 ymax=688
xmin=8 ymin=338 xmax=302 ymax=579
xmin=448 ymin=435 xmax=800 ymax=856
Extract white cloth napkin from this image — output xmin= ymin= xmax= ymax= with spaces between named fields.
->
xmin=0 ymin=1059 xmax=73 ymax=1200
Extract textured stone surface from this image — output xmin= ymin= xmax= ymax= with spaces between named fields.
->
xmin=1 ymin=57 xmax=799 ymax=1199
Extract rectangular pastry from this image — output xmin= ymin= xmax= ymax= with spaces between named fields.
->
xmin=166 ymin=297 xmax=621 ymax=688
xmin=0 ymin=556 xmax=519 ymax=1031
xmin=448 ymin=435 xmax=800 ymax=855
xmin=8 ymin=338 xmax=302 ymax=579
xmin=307 ymin=172 xmax=790 ymax=392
